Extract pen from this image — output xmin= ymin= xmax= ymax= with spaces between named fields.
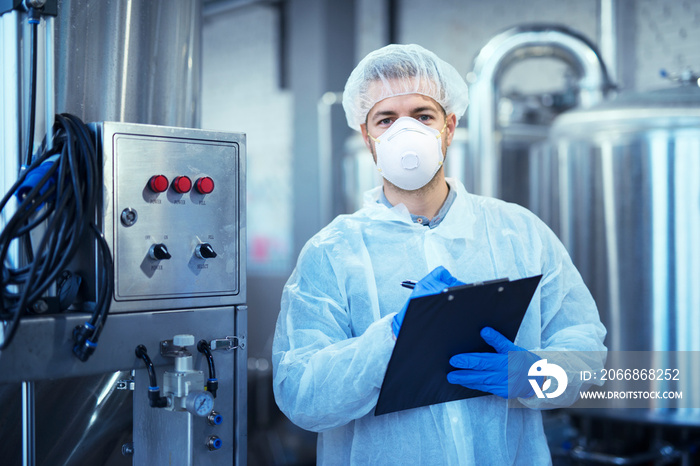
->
xmin=401 ymin=280 xmax=417 ymax=289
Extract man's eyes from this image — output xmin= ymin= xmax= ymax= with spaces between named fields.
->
xmin=377 ymin=115 xmax=433 ymax=126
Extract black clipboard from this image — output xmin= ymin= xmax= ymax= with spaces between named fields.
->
xmin=375 ymin=274 xmax=542 ymax=416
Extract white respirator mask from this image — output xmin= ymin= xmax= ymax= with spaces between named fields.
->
xmin=369 ymin=116 xmax=446 ymax=191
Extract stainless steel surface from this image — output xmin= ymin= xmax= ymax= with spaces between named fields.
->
xmin=134 ymin=379 xmax=196 ymax=464
xmin=22 ymin=381 xmax=35 ymax=466
xmin=55 ymin=0 xmax=202 ymax=128
xmin=535 ymin=84 xmax=700 ymax=424
xmin=113 ymin=131 xmax=240 ymax=300
xmin=132 ymin=306 xmax=242 ymax=465
xmin=0 ymin=371 xmax=134 ymax=466
xmin=3 ymin=3 xmax=246 ymax=464
xmin=467 ymin=24 xmax=611 ymax=199
xmin=0 ymin=307 xmax=241 ymax=383
xmin=234 ymin=305 xmax=248 ymax=466
xmin=93 ymin=122 xmax=247 ymax=312
xmin=1 ymin=11 xmax=30 ymax=323
xmin=0 ymin=305 xmax=245 ymax=464
xmin=1 ymin=8 xmax=54 ymax=168
xmin=0 ymin=11 xmax=21 ymax=169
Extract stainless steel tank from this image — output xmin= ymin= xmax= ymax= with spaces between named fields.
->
xmin=535 ymin=81 xmax=700 ymax=439
xmin=533 ymin=82 xmax=700 ymax=355
xmin=0 ymin=1 xmax=203 ymax=464
xmin=531 ymin=82 xmax=700 ymax=427
xmin=54 ymin=0 xmax=201 ymax=127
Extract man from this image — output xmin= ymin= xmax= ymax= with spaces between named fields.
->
xmin=273 ymin=44 xmax=606 ymax=465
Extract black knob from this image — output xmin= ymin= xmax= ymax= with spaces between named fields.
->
xmin=149 ymin=243 xmax=171 ymax=260
xmin=196 ymin=243 xmax=217 ymax=259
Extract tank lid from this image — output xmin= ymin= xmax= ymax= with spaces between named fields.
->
xmin=551 ymin=84 xmax=700 ymax=136
xmin=593 ymin=84 xmax=700 ymax=110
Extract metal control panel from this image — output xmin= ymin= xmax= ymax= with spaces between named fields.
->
xmin=94 ymin=122 xmax=246 ymax=313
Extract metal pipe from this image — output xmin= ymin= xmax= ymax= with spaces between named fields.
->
xmin=317 ymin=92 xmax=343 ymax=225
xmin=22 ymin=381 xmax=35 ymax=466
xmin=467 ymin=24 xmax=612 ymax=198
xmin=0 ymin=11 xmax=22 ymax=307
xmin=43 ymin=15 xmax=54 ymax=148
xmin=599 ymin=0 xmax=618 ymax=85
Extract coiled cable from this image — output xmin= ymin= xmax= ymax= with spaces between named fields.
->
xmin=0 ymin=114 xmax=113 ymax=360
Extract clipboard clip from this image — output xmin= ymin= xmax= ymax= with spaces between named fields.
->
xmin=441 ymin=277 xmax=510 ymax=293
xmin=402 ymin=277 xmax=510 ymax=292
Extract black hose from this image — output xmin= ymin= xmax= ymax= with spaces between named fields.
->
xmin=197 ymin=339 xmax=218 ymax=398
xmin=197 ymin=339 xmax=216 ymax=379
xmin=135 ymin=345 xmax=158 ymax=388
xmin=1 ymin=114 xmax=113 ymax=358
xmin=135 ymin=345 xmax=168 ymax=408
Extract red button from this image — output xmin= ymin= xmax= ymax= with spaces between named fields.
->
xmin=195 ymin=177 xmax=215 ymax=194
xmin=172 ymin=176 xmax=192 ymax=193
xmin=148 ymin=175 xmax=169 ymax=193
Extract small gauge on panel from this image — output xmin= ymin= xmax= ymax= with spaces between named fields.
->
xmin=185 ymin=391 xmax=215 ymax=417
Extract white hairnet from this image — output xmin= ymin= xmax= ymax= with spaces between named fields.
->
xmin=342 ymin=44 xmax=469 ymax=131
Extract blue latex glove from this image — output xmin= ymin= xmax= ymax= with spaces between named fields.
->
xmin=392 ymin=266 xmax=464 ymax=337
xmin=446 ymin=327 xmax=543 ymax=399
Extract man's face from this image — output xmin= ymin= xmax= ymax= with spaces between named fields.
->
xmin=360 ymin=93 xmax=457 ymax=163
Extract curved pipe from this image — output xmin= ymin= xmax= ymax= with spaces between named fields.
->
xmin=467 ymin=24 xmax=613 ymax=198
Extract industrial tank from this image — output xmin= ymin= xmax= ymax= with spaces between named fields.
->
xmin=532 ymin=80 xmax=700 ymax=357
xmin=0 ymin=1 xmax=203 ymax=464
xmin=529 ymin=83 xmax=700 ymax=461
xmin=531 ymin=80 xmax=700 ymax=430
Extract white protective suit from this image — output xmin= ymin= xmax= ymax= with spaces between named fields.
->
xmin=272 ymin=178 xmax=607 ymax=465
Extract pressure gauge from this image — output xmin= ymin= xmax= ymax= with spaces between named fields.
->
xmin=185 ymin=391 xmax=214 ymax=417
